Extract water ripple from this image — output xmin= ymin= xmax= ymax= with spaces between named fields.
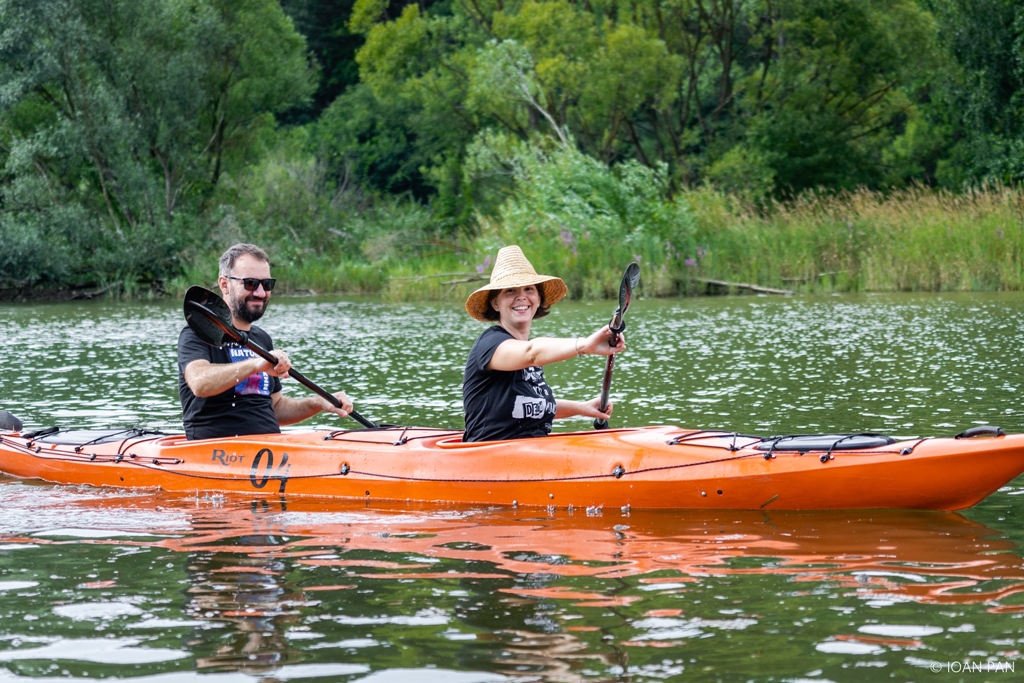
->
xmin=3 ymin=292 xmax=1024 ymax=436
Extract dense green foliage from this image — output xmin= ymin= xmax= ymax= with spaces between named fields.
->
xmin=927 ymin=0 xmax=1024 ymax=185
xmin=348 ymin=0 xmax=938 ymax=203
xmin=1 ymin=0 xmax=1023 ymax=296
xmin=0 ymin=0 xmax=316 ymax=290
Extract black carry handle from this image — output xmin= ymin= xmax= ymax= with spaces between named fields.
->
xmin=594 ymin=263 xmax=640 ymax=430
xmin=954 ymin=425 xmax=1005 ymax=439
xmin=184 ymin=289 xmax=379 ymax=429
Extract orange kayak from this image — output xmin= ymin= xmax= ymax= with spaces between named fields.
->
xmin=0 ymin=425 xmax=1022 ymax=511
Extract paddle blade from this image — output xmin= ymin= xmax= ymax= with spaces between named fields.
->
xmin=0 ymin=410 xmax=23 ymax=432
xmin=184 ymin=286 xmax=238 ymax=348
xmin=618 ymin=262 xmax=641 ymax=314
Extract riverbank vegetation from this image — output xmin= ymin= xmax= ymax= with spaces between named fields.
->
xmin=2 ymin=0 xmax=1024 ymax=301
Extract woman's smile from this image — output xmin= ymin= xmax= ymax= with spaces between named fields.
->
xmin=491 ymin=286 xmax=541 ymax=338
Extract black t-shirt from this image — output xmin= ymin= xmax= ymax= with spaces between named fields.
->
xmin=177 ymin=325 xmax=282 ymax=440
xmin=463 ymin=326 xmax=557 ymax=442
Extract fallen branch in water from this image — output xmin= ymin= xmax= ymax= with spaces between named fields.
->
xmin=693 ymin=277 xmax=793 ymax=296
xmin=440 ymin=276 xmax=486 ymax=285
xmin=780 ymin=271 xmax=850 ymax=283
xmin=391 ymin=272 xmax=485 ymax=281
xmin=71 ymin=281 xmax=122 ymax=300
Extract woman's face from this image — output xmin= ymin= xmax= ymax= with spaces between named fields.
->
xmin=491 ymin=285 xmax=541 ymax=327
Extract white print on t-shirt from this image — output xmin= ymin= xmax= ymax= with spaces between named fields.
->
xmin=227 ymin=345 xmax=272 ymax=396
xmin=522 ymin=366 xmax=544 ymax=386
xmin=512 ymin=395 xmax=551 ymax=419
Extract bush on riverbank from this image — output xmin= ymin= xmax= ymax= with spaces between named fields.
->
xmin=5 ymin=1 xmax=1024 ymax=302
xmin=153 ymin=181 xmax=1024 ymax=305
xmin=410 ymin=183 xmax=1024 ymax=301
xmin=5 ymin=119 xmax=1023 ymax=302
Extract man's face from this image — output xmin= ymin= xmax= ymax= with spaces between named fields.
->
xmin=220 ymin=254 xmax=272 ymax=325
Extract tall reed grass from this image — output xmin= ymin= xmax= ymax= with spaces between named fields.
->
xmin=689 ymin=185 xmax=1024 ymax=294
xmin=167 ymin=184 xmax=1024 ymax=302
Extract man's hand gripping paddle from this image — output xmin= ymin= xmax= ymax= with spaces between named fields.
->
xmin=183 ymin=286 xmax=378 ymax=429
xmin=594 ymin=263 xmax=640 ymax=429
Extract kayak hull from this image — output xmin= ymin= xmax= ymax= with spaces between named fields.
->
xmin=2 ymin=426 xmax=1023 ymax=511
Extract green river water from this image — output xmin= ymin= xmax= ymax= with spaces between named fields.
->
xmin=0 ymin=292 xmax=1023 ymax=682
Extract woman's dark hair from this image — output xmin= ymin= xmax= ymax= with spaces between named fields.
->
xmin=484 ymin=285 xmax=550 ymax=321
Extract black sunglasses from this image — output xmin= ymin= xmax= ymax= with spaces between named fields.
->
xmin=227 ymin=276 xmax=276 ymax=292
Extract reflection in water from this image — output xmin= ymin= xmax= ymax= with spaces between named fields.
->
xmin=497 ymin=629 xmax=621 ymax=682
xmin=183 ymin=507 xmax=305 ymax=673
xmin=111 ymin=496 xmax=1024 ymax=606
xmin=1 ymin=484 xmax=1023 ymax=680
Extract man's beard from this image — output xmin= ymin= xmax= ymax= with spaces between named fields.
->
xmin=231 ymin=295 xmax=267 ymax=324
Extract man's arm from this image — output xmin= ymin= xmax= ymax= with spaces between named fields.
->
xmin=183 ymin=350 xmax=291 ymax=398
xmin=183 ymin=358 xmax=262 ymax=398
xmin=271 ymin=391 xmax=353 ymax=425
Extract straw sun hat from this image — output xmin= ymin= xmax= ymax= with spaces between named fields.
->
xmin=465 ymin=246 xmax=568 ymax=322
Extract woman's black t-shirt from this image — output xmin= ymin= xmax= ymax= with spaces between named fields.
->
xmin=463 ymin=326 xmax=556 ymax=442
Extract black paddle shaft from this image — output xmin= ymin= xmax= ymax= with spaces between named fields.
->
xmin=201 ymin=313 xmax=339 ymax=409
xmin=183 ymin=291 xmax=378 ymax=429
xmin=594 ymin=263 xmax=640 ymax=430
xmin=593 ymin=314 xmax=625 ymax=430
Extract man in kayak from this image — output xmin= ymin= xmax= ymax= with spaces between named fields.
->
xmin=462 ymin=245 xmax=626 ymax=442
xmin=177 ymin=243 xmax=353 ymax=440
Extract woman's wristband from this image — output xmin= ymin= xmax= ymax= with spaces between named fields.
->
xmin=574 ymin=337 xmax=582 ymax=356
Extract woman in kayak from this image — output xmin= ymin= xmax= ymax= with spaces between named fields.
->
xmin=462 ymin=245 xmax=626 ymax=442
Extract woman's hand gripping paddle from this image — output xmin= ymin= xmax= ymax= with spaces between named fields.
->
xmin=594 ymin=263 xmax=640 ymax=429
xmin=183 ymin=286 xmax=379 ymax=429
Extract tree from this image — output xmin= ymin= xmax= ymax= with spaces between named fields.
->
xmin=341 ymin=0 xmax=941 ymax=203
xmin=927 ymin=0 xmax=1024 ymax=185
xmin=278 ymin=0 xmax=365 ymax=125
xmin=0 ymin=0 xmax=317 ymax=286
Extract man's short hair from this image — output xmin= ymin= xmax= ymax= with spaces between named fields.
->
xmin=219 ymin=244 xmax=269 ymax=277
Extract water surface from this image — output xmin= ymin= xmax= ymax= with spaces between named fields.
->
xmin=1 ymin=292 xmax=1023 ymax=681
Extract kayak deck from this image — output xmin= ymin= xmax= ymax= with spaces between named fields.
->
xmin=1 ymin=425 xmax=1023 ymax=511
